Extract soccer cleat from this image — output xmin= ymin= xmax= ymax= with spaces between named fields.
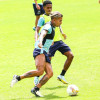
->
xmin=34 ymin=77 xmax=39 ymax=86
xmin=33 ymin=27 xmax=36 ymax=31
xmin=57 ymin=75 xmax=68 ymax=84
xmin=10 ymin=75 xmax=18 ymax=87
xmin=31 ymin=88 xmax=43 ymax=97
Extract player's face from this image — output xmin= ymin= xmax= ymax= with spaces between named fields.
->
xmin=43 ymin=4 xmax=52 ymax=15
xmin=55 ymin=17 xmax=63 ymax=27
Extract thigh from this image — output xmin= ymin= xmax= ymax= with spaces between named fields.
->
xmin=45 ymin=62 xmax=53 ymax=75
xmin=48 ymin=42 xmax=60 ymax=57
xmin=63 ymin=51 xmax=73 ymax=57
xmin=40 ymin=4 xmax=45 ymax=14
xmin=58 ymin=41 xmax=71 ymax=55
xmin=35 ymin=54 xmax=46 ymax=70
xmin=33 ymin=3 xmax=41 ymax=15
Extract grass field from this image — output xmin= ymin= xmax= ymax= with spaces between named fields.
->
xmin=0 ymin=0 xmax=100 ymax=100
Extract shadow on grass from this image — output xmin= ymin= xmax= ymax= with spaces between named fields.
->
xmin=10 ymin=94 xmax=67 ymax=100
xmin=43 ymin=92 xmax=67 ymax=100
xmin=10 ymin=97 xmax=34 ymax=100
xmin=45 ymin=85 xmax=67 ymax=90
xmin=10 ymin=92 xmax=67 ymax=100
xmin=10 ymin=86 xmax=67 ymax=100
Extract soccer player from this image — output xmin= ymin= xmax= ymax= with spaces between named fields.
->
xmin=34 ymin=0 xmax=74 ymax=85
xmin=34 ymin=0 xmax=52 ymax=41
xmin=33 ymin=0 xmax=45 ymax=30
xmin=10 ymin=11 xmax=63 ymax=97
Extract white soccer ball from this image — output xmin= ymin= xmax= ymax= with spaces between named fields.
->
xmin=67 ymin=84 xmax=79 ymax=96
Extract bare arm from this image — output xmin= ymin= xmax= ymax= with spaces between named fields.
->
xmin=34 ymin=0 xmax=40 ymax=10
xmin=35 ymin=26 xmax=41 ymax=41
xmin=59 ymin=26 xmax=67 ymax=40
xmin=38 ymin=30 xmax=48 ymax=48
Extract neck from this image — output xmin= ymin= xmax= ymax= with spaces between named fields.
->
xmin=45 ymin=13 xmax=50 ymax=16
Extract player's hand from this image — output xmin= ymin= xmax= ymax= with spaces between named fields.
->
xmin=99 ymin=0 xmax=100 ymax=3
xmin=62 ymin=33 xmax=67 ymax=40
xmin=38 ymin=42 xmax=43 ymax=48
xmin=36 ymin=4 xmax=40 ymax=10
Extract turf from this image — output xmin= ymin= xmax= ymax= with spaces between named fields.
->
xmin=0 ymin=0 xmax=100 ymax=100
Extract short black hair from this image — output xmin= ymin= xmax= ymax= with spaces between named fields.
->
xmin=43 ymin=0 xmax=52 ymax=7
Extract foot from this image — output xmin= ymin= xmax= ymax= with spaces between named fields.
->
xmin=10 ymin=75 xmax=19 ymax=87
xmin=33 ymin=27 xmax=36 ymax=31
xmin=31 ymin=87 xmax=43 ymax=97
xmin=34 ymin=77 xmax=39 ymax=86
xmin=57 ymin=75 xmax=68 ymax=84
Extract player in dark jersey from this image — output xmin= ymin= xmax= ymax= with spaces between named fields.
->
xmin=10 ymin=11 xmax=63 ymax=97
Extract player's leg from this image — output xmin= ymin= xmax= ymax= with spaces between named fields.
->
xmin=35 ymin=15 xmax=40 ymax=29
xmin=32 ymin=3 xmax=41 ymax=30
xmin=10 ymin=53 xmax=46 ymax=87
xmin=31 ymin=62 xmax=53 ymax=97
xmin=35 ymin=4 xmax=45 ymax=27
xmin=37 ymin=62 xmax=53 ymax=87
xmin=20 ymin=54 xmax=45 ymax=79
xmin=57 ymin=41 xmax=74 ymax=84
xmin=34 ymin=43 xmax=57 ymax=85
xmin=62 ymin=51 xmax=74 ymax=71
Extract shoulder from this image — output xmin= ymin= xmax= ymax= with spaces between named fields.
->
xmin=43 ymin=22 xmax=53 ymax=34
xmin=44 ymin=22 xmax=51 ymax=29
xmin=39 ymin=16 xmax=45 ymax=20
xmin=38 ymin=16 xmax=45 ymax=23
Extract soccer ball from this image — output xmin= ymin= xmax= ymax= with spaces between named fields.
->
xmin=67 ymin=84 xmax=79 ymax=96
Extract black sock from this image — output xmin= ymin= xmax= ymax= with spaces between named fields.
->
xmin=34 ymin=86 xmax=40 ymax=91
xmin=16 ymin=75 xmax=21 ymax=81
xmin=60 ymin=70 xmax=66 ymax=76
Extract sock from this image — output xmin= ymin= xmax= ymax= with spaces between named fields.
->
xmin=34 ymin=86 xmax=40 ymax=91
xmin=16 ymin=75 xmax=21 ymax=81
xmin=60 ymin=70 xmax=66 ymax=76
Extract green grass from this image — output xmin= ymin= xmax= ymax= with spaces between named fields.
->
xmin=0 ymin=0 xmax=100 ymax=100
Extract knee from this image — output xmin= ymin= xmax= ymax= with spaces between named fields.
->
xmin=38 ymin=70 xmax=44 ymax=76
xmin=67 ymin=53 xmax=74 ymax=60
xmin=36 ymin=65 xmax=44 ymax=76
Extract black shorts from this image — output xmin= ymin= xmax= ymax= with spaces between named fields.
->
xmin=33 ymin=3 xmax=45 ymax=15
xmin=48 ymin=40 xmax=71 ymax=57
xmin=33 ymin=48 xmax=51 ymax=63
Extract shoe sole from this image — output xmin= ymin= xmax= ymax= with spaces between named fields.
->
xmin=57 ymin=77 xmax=68 ymax=84
xmin=31 ymin=90 xmax=43 ymax=97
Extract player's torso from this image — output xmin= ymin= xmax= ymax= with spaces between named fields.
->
xmin=42 ymin=14 xmax=51 ymax=24
xmin=43 ymin=14 xmax=62 ymax=41
xmin=39 ymin=14 xmax=62 ymax=42
xmin=35 ymin=22 xmax=55 ymax=52
xmin=54 ymin=27 xmax=62 ymax=41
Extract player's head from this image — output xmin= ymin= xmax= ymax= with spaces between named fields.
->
xmin=50 ymin=11 xmax=63 ymax=27
xmin=43 ymin=0 xmax=52 ymax=15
